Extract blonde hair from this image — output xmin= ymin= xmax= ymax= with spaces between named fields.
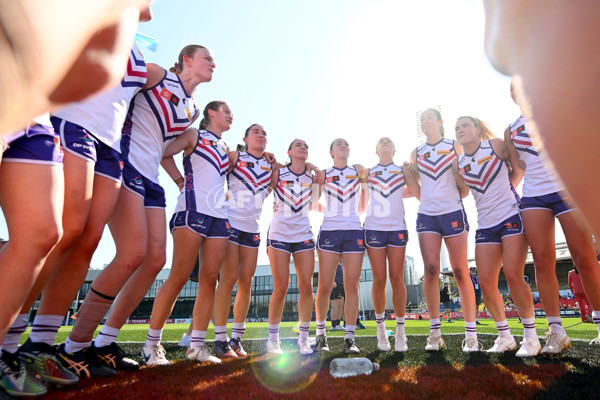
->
xmin=169 ymin=45 xmax=207 ymax=74
xmin=458 ymin=116 xmax=495 ymax=141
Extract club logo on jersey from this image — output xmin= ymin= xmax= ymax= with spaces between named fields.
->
xmin=460 ymin=164 xmax=472 ymax=175
xmin=133 ymin=176 xmax=143 ymax=185
xmin=304 ymin=240 xmax=313 ymax=244
xmin=81 ymin=134 xmax=93 ymax=143
xmin=160 ymin=88 xmax=180 ymax=106
xmin=477 ymin=155 xmax=493 ymax=165
xmin=324 ymin=239 xmax=331 ymax=245
xmin=301 ymin=183 xmax=312 ymax=188
xmin=261 ymin=166 xmax=271 ymax=171
xmin=201 ymin=138 xmax=217 ymax=147
xmin=398 ymin=233 xmax=406 ymax=240
xmin=437 ymin=150 xmax=451 ymax=155
xmin=326 ymin=176 xmax=340 ymax=183
xmin=370 ymin=234 xmax=377 ymax=241
xmin=451 ymin=221 xmax=463 ymax=229
xmin=119 ymin=161 xmax=124 ymax=170
xmin=345 ymin=175 xmax=357 ymax=180
xmin=53 ymin=135 xmax=60 ymax=147
xmin=369 ymin=171 xmax=383 ymax=178
xmin=239 ymin=161 xmax=254 ymax=168
xmin=357 ymin=239 xmax=364 ymax=245
xmin=504 ymin=222 xmax=519 ymax=229
xmin=279 ymin=180 xmax=295 ymax=188
xmin=225 ymin=222 xmax=231 ymax=230
xmin=418 ymin=152 xmax=431 ymax=161
xmin=253 ymin=234 xmax=260 ymax=242
xmin=196 ymin=217 xmax=205 ymax=225
xmin=510 ymin=124 xmax=525 ymax=139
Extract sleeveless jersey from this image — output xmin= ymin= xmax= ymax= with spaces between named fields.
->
xmin=457 ymin=140 xmax=519 ymax=228
xmin=227 ymin=152 xmax=272 ymax=233
xmin=121 ymin=69 xmax=198 ymax=183
xmin=416 ymin=138 xmax=463 ymax=215
xmin=53 ymin=41 xmax=147 ymax=152
xmin=363 ymin=163 xmax=407 ymax=231
xmin=509 ymin=116 xmax=562 ymax=197
xmin=174 ymin=130 xmax=230 ymax=218
xmin=269 ymin=167 xmax=314 ymax=242
xmin=321 ymin=165 xmax=362 ymax=231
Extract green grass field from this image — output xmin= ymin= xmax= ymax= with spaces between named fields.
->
xmin=34 ymin=318 xmax=600 ymax=400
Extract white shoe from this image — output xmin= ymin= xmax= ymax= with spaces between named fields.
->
xmin=141 ymin=344 xmax=170 ymax=366
xmin=377 ymin=330 xmax=391 ymax=351
xmin=462 ymin=336 xmax=480 ymax=352
xmin=425 ymin=335 xmax=446 ymax=351
xmin=590 ymin=336 xmax=600 ymax=345
xmin=267 ymin=339 xmax=283 ymax=354
xmin=330 ymin=325 xmax=345 ymax=331
xmin=186 ymin=345 xmax=221 ymax=364
xmin=395 ymin=334 xmax=408 ymax=352
xmin=298 ymin=337 xmax=313 ymax=355
xmin=486 ymin=336 xmax=517 ymax=353
xmin=178 ymin=333 xmax=191 ymax=347
xmin=516 ymin=337 xmax=542 ymax=357
xmin=541 ymin=331 xmax=571 ymax=356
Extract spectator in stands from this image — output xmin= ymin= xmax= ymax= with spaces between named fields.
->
xmin=440 ymin=283 xmax=453 ymax=323
xmin=470 ymin=267 xmax=482 ymax=325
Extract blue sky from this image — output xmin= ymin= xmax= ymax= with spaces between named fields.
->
xmin=0 ymin=0 xmax=566 ymax=273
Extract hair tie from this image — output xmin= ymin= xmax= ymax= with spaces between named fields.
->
xmin=174 ymin=62 xmax=181 ymax=70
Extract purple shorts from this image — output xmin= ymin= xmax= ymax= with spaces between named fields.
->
xmin=229 ymin=228 xmax=261 ymax=248
xmin=267 ymin=238 xmax=315 ymax=254
xmin=122 ymin=160 xmax=166 ymax=208
xmin=520 ymin=192 xmax=572 ymax=217
xmin=51 ymin=116 xmax=122 ymax=182
xmin=475 ymin=213 xmax=524 ymax=244
xmin=416 ymin=209 xmax=469 ymax=238
xmin=3 ymin=124 xmax=63 ymax=165
xmin=365 ymin=229 xmax=409 ymax=248
xmin=170 ymin=211 xmax=232 ymax=239
xmin=318 ymin=230 xmax=365 ymax=254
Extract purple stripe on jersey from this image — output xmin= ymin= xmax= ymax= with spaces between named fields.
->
xmin=182 ymin=157 xmax=196 ymax=212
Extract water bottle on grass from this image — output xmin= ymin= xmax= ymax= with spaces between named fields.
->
xmin=329 ymin=358 xmax=380 ymax=378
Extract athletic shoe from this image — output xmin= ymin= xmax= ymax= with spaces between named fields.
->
xmin=516 ymin=337 xmax=542 ymax=357
xmin=486 ymin=336 xmax=517 ymax=353
xmin=291 ymin=325 xmax=300 ymax=334
xmin=475 ymin=320 xmax=482 ymax=325
xmin=0 ymin=350 xmax=47 ymax=397
xmin=395 ymin=334 xmax=408 ymax=352
xmin=462 ymin=337 xmax=480 ymax=352
xmin=94 ymin=342 xmax=140 ymax=371
xmin=425 ymin=335 xmax=446 ymax=351
xmin=447 ymin=319 xmax=454 ymax=323
xmin=589 ymin=336 xmax=600 ymax=345
xmin=140 ymin=344 xmax=169 ymax=366
xmin=229 ymin=338 xmax=247 ymax=357
xmin=58 ymin=344 xmax=116 ymax=379
xmin=18 ymin=339 xmax=79 ymax=385
xmin=343 ymin=339 xmax=360 ymax=354
xmin=330 ymin=325 xmax=345 ymax=331
xmin=298 ymin=337 xmax=313 ymax=355
xmin=178 ymin=333 xmax=191 ymax=347
xmin=356 ymin=321 xmax=366 ymax=330
xmin=377 ymin=330 xmax=391 ymax=351
xmin=541 ymin=331 xmax=572 ymax=356
xmin=186 ymin=345 xmax=221 ymax=364
xmin=266 ymin=340 xmax=283 ymax=354
xmin=214 ymin=340 xmax=237 ymax=358
xmin=313 ymin=335 xmax=329 ymax=352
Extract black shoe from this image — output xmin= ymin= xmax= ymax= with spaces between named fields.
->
xmin=213 ymin=340 xmax=237 ymax=358
xmin=18 ymin=339 xmax=79 ymax=385
xmin=0 ymin=350 xmax=47 ymax=397
xmin=229 ymin=338 xmax=247 ymax=357
xmin=57 ymin=344 xmax=116 ymax=379
xmin=447 ymin=319 xmax=454 ymax=323
xmin=313 ymin=335 xmax=329 ymax=352
xmin=475 ymin=320 xmax=482 ymax=325
xmin=343 ymin=338 xmax=360 ymax=354
xmin=94 ymin=342 xmax=139 ymax=372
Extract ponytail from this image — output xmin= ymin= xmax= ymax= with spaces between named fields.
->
xmin=458 ymin=116 xmax=496 ymax=141
xmin=169 ymin=44 xmax=207 ymax=74
xmin=199 ymin=100 xmax=228 ymax=130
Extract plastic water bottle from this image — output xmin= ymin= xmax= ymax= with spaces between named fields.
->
xmin=329 ymin=358 xmax=380 ymax=378
xmin=135 ymin=33 xmax=159 ymax=53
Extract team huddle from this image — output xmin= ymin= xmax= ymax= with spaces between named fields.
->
xmin=2 ymin=6 xmax=600 ymax=398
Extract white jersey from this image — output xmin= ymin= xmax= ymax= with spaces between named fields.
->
xmin=321 ymin=165 xmax=362 ymax=231
xmin=269 ymin=167 xmax=314 ymax=242
xmin=174 ymin=130 xmax=230 ymax=218
xmin=227 ymin=152 xmax=272 ymax=233
xmin=509 ymin=116 xmax=562 ymax=197
xmin=457 ymin=140 xmax=520 ymax=229
xmin=121 ymin=69 xmax=198 ymax=183
xmin=416 ymin=138 xmax=463 ymax=215
xmin=363 ymin=163 xmax=407 ymax=231
xmin=53 ymin=41 xmax=147 ymax=152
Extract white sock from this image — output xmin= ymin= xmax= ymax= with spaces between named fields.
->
xmin=298 ymin=321 xmax=310 ymax=341
xmin=2 ymin=314 xmax=28 ymax=353
xmin=64 ymin=337 xmax=92 ymax=353
xmin=465 ymin=321 xmax=477 ymax=338
xmin=231 ymin=322 xmax=245 ymax=340
xmin=547 ymin=316 xmax=566 ymax=335
xmin=593 ymin=311 xmax=600 ymax=335
xmin=145 ymin=328 xmax=163 ymax=347
xmin=214 ymin=325 xmax=228 ymax=342
xmin=94 ymin=325 xmax=120 ymax=348
xmin=430 ymin=319 xmax=441 ymax=337
xmin=190 ymin=330 xmax=206 ymax=349
xmin=494 ymin=319 xmax=513 ymax=340
xmin=316 ymin=320 xmax=326 ymax=336
xmin=344 ymin=325 xmax=356 ymax=340
xmin=521 ymin=317 xmax=537 ymax=339
xmin=375 ymin=313 xmax=385 ymax=331
xmin=396 ymin=317 xmax=405 ymax=337
xmin=268 ymin=323 xmax=280 ymax=341
xmin=29 ymin=315 xmax=63 ymax=346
